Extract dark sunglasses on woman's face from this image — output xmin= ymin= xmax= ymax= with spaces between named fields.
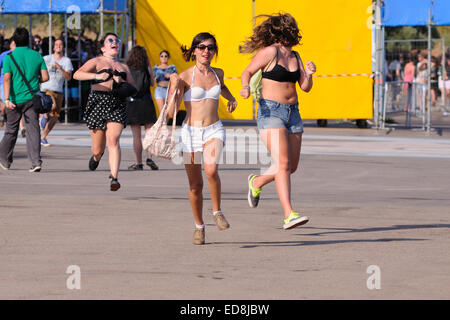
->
xmin=160 ymin=55 xmax=168 ymax=58
xmin=197 ymin=44 xmax=216 ymax=51
xmin=107 ymin=38 xmax=121 ymax=44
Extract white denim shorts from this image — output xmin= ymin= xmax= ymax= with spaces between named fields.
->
xmin=439 ymin=79 xmax=450 ymax=90
xmin=179 ymin=120 xmax=225 ymax=153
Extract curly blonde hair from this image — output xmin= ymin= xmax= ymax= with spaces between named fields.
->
xmin=241 ymin=13 xmax=302 ymax=53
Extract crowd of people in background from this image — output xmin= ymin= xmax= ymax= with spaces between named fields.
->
xmin=0 ymin=30 xmax=125 ymax=124
xmin=385 ymin=49 xmax=450 ymax=106
xmin=0 ymin=28 xmax=169 ymax=175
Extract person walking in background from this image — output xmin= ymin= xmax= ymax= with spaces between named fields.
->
xmin=417 ymin=61 xmax=428 ymax=85
xmin=430 ymin=56 xmax=438 ymax=106
xmin=0 ymin=37 xmax=14 ymax=128
xmin=39 ymin=38 xmax=73 ymax=147
xmin=169 ymin=32 xmax=237 ymax=245
xmin=67 ymin=44 xmax=80 ymax=112
xmin=403 ymin=53 xmax=415 ymax=110
xmin=153 ymin=50 xmax=177 ymax=114
xmin=388 ymin=53 xmax=402 ymax=82
xmin=0 ymin=27 xmax=49 ymax=172
xmin=0 ymin=100 xmax=4 ymax=128
xmin=73 ymin=33 xmax=136 ymax=191
xmin=41 ymin=36 xmax=55 ymax=58
xmin=32 ymin=35 xmax=43 ymax=55
xmin=388 ymin=53 xmax=402 ymax=108
xmin=0 ymin=38 xmax=27 ymax=138
xmin=125 ymin=45 xmax=159 ymax=171
xmin=416 ymin=52 xmax=427 ymax=79
xmin=240 ymin=13 xmax=316 ymax=230
xmin=0 ymin=39 xmax=23 ymax=135
xmin=438 ymin=55 xmax=450 ymax=102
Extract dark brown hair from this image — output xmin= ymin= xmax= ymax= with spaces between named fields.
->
xmin=160 ymin=50 xmax=170 ymax=58
xmin=241 ymin=13 xmax=302 ymax=53
xmin=101 ymin=32 xmax=119 ymax=46
xmin=126 ymin=45 xmax=150 ymax=71
xmin=181 ymin=32 xmax=218 ymax=62
xmin=12 ymin=27 xmax=29 ymax=47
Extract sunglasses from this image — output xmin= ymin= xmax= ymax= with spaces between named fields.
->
xmin=197 ymin=44 xmax=216 ymax=51
xmin=106 ymin=38 xmax=121 ymax=44
xmin=160 ymin=55 xmax=168 ymax=58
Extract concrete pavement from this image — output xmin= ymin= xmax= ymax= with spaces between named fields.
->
xmin=0 ymin=122 xmax=449 ymax=299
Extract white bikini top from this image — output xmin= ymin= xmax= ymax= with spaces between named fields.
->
xmin=183 ymin=66 xmax=221 ymax=102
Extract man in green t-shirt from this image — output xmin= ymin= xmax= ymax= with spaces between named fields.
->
xmin=0 ymin=27 xmax=49 ymax=172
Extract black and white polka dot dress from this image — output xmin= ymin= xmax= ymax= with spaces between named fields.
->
xmin=84 ymin=91 xmax=127 ymax=130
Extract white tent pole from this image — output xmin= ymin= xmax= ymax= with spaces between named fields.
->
xmin=49 ymin=0 xmax=52 ymax=55
xmin=427 ymin=8 xmax=432 ymax=134
xmin=119 ymin=8 xmax=125 ymax=58
xmin=64 ymin=14 xmax=68 ymax=125
xmin=131 ymin=0 xmax=135 ymax=46
xmin=443 ymin=38 xmax=446 ymax=108
xmin=78 ymin=28 xmax=81 ymax=114
xmin=114 ymin=0 xmax=118 ymax=35
xmin=100 ymin=0 xmax=104 ymax=39
xmin=125 ymin=7 xmax=129 ymax=58
xmin=374 ymin=0 xmax=382 ymax=129
xmin=252 ymin=0 xmax=256 ymax=120
xmin=28 ymin=15 xmax=32 ymax=47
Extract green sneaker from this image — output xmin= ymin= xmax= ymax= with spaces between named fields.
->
xmin=248 ymin=174 xmax=262 ymax=208
xmin=283 ymin=211 xmax=309 ymax=230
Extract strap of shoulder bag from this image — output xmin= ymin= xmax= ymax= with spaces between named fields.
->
xmin=163 ymin=80 xmax=178 ymax=128
xmin=8 ymin=53 xmax=35 ymax=96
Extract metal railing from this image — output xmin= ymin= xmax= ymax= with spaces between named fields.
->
xmin=381 ymin=81 xmax=427 ymax=130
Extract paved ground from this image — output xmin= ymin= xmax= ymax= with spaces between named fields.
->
xmin=0 ymin=120 xmax=449 ymax=300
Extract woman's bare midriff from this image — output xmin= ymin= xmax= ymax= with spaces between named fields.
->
xmin=261 ymin=79 xmax=298 ymax=104
xmin=183 ymin=99 xmax=220 ymax=127
xmin=157 ymin=80 xmax=169 ymax=88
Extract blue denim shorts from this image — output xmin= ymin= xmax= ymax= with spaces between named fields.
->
xmin=257 ymin=98 xmax=304 ymax=134
xmin=154 ymin=86 xmax=168 ymax=99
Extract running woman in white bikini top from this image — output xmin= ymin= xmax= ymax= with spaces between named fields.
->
xmin=183 ymin=66 xmax=221 ymax=102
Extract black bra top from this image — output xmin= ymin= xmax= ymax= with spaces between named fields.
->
xmin=261 ymin=48 xmax=301 ymax=83
xmin=92 ymin=68 xmax=127 ymax=84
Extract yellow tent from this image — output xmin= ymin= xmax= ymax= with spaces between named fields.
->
xmin=137 ymin=0 xmax=373 ymax=120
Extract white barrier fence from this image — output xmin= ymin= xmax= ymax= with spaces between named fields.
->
xmin=381 ymin=81 xmax=427 ymax=130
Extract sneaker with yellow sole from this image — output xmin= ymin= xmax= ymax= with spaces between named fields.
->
xmin=283 ymin=211 xmax=309 ymax=230
xmin=248 ymin=174 xmax=262 ymax=208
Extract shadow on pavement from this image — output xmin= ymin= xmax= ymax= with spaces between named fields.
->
xmin=212 ymin=238 xmax=427 ymax=248
xmin=209 ymin=224 xmax=449 ymax=248
xmin=295 ymin=224 xmax=450 ymax=237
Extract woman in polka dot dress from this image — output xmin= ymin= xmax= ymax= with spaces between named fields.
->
xmin=74 ymin=33 xmax=136 ymax=191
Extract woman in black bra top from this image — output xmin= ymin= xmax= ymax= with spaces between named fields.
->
xmin=261 ymin=46 xmax=301 ymax=83
xmin=74 ymin=32 xmax=136 ymax=192
xmin=240 ymin=13 xmax=316 ymax=230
